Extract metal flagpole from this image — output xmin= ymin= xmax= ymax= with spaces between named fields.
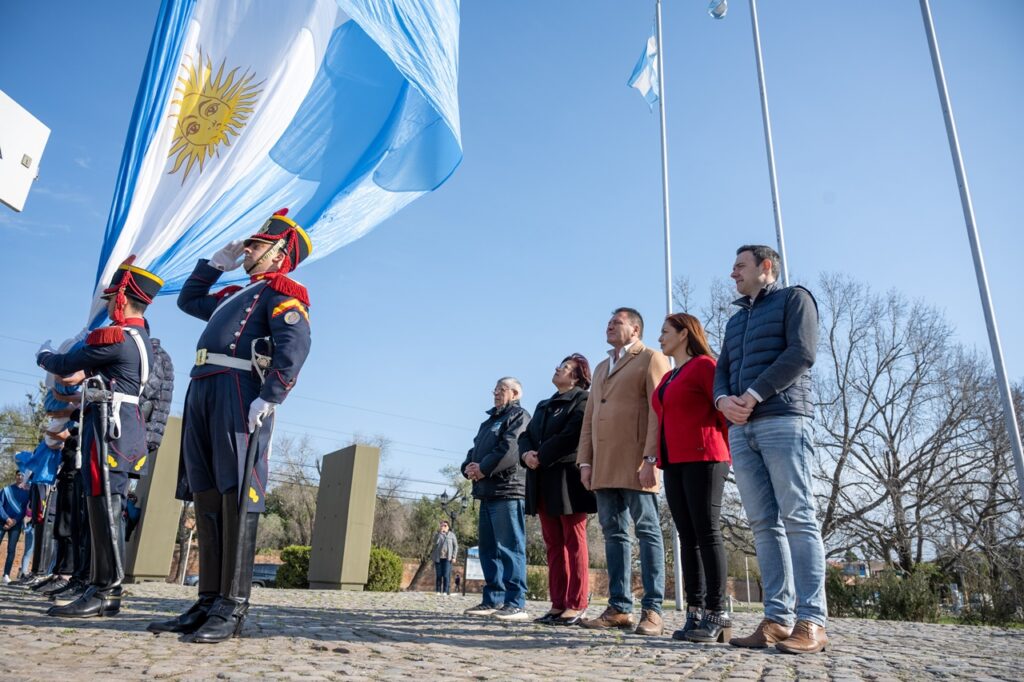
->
xmin=654 ymin=0 xmax=684 ymax=611
xmin=748 ymin=0 xmax=790 ymax=286
xmin=917 ymin=0 xmax=1024 ymax=503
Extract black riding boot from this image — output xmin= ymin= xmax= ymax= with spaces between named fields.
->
xmin=148 ymin=490 xmax=222 ymax=633
xmin=48 ymin=495 xmax=124 ymax=618
xmin=192 ymin=497 xmax=259 ymax=644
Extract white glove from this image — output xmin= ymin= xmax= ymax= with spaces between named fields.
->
xmin=209 ymin=239 xmax=246 ymax=272
xmin=248 ymin=397 xmax=277 ymax=432
xmin=36 ymin=339 xmax=55 ymax=364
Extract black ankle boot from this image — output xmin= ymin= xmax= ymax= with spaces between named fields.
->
xmin=147 ymin=593 xmax=219 ymax=634
xmin=51 ymin=578 xmax=89 ymax=607
xmin=685 ymin=610 xmax=732 ymax=643
xmin=47 ymin=585 xmax=122 ymax=618
xmin=671 ymin=607 xmax=704 ymax=641
xmin=191 ymin=598 xmax=248 ymax=643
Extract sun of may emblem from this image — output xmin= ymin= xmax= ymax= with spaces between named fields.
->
xmin=167 ymin=48 xmax=262 ymax=182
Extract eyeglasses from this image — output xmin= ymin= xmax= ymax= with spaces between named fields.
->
xmin=492 ymin=386 xmax=513 ymax=395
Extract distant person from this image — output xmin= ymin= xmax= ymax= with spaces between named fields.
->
xmin=653 ymin=314 xmax=731 ymax=643
xmin=453 ymin=572 xmax=462 ymax=593
xmin=714 ymin=245 xmax=827 ymax=654
xmin=431 ymin=520 xmax=458 ymax=595
xmin=0 ymin=472 xmax=30 ymax=584
xmin=578 ymin=308 xmax=670 ymax=636
xmin=461 ymin=377 xmax=531 ymax=622
xmin=519 ymin=354 xmax=595 ymax=626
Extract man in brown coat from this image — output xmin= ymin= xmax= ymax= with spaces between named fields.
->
xmin=578 ymin=307 xmax=670 ymax=635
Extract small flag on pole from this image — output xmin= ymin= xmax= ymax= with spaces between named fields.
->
xmin=627 ymin=29 xmax=659 ymax=111
xmin=708 ymin=0 xmax=728 ymax=20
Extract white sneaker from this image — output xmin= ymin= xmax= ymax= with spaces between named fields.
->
xmin=2 ymin=575 xmax=10 ymax=584
xmin=492 ymin=605 xmax=530 ymax=622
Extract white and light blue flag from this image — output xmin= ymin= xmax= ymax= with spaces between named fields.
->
xmin=708 ymin=0 xmax=728 ymax=20
xmin=627 ymin=29 xmax=659 ymax=111
xmin=89 ymin=0 xmax=462 ymax=325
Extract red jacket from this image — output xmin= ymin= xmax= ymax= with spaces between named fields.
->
xmin=651 ymin=355 xmax=730 ymax=465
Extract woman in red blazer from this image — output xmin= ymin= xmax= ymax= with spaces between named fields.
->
xmin=652 ymin=313 xmax=731 ymax=644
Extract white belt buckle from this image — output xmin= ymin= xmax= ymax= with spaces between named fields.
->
xmin=196 ymin=348 xmax=208 ymax=366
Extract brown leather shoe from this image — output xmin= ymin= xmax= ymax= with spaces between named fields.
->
xmin=729 ymin=618 xmax=793 ymax=648
xmin=775 ymin=620 xmax=828 ymax=654
xmin=634 ymin=609 xmax=663 ymax=636
xmin=581 ymin=606 xmax=635 ymax=630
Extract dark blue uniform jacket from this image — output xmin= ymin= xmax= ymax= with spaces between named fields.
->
xmin=37 ymin=321 xmax=154 ymax=493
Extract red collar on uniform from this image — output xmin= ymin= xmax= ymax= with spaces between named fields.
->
xmin=250 ymin=271 xmax=310 ymax=306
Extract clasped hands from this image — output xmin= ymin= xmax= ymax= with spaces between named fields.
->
xmin=464 ymin=462 xmax=485 ymax=481
xmin=521 ymin=450 xmax=540 ymax=470
xmin=718 ymin=392 xmax=757 ymax=425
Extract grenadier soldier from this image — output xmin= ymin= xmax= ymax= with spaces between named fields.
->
xmin=148 ymin=209 xmax=312 ymax=643
xmin=36 ymin=258 xmax=163 ymax=617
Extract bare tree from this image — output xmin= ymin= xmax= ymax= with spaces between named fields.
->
xmin=266 ymin=434 xmax=320 ymax=546
xmin=813 ymin=274 xmax=988 ymax=571
xmin=672 ymin=276 xmax=734 ymax=354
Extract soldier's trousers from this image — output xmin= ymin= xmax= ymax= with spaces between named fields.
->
xmin=86 ymin=493 xmax=125 ymax=590
xmin=180 ymin=373 xmax=273 ymax=513
xmin=71 ymin=472 xmax=91 ymax=583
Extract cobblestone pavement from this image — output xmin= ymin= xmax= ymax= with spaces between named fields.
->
xmin=1 ymin=582 xmax=1021 ymax=681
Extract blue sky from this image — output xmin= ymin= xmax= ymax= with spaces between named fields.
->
xmin=1 ymin=1 xmax=1022 ymax=497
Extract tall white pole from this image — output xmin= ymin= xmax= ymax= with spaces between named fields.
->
xmin=656 ymin=0 xmax=673 ymax=313
xmin=748 ymin=0 xmax=790 ymax=286
xmin=654 ymin=0 xmax=684 ymax=611
xmin=918 ymin=0 xmax=1024 ymax=503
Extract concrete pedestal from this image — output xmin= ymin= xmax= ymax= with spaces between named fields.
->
xmin=308 ymin=444 xmax=380 ymax=590
xmin=125 ymin=416 xmax=183 ymax=582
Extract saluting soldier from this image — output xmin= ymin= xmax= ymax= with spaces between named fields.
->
xmin=148 ymin=209 xmax=312 ymax=643
xmin=36 ymin=258 xmax=162 ymax=617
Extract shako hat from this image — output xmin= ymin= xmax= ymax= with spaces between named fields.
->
xmin=101 ymin=256 xmax=163 ymax=324
xmin=245 ymin=208 xmax=312 ymax=275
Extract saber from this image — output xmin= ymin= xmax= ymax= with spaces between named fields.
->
xmin=228 ymin=422 xmax=261 ymax=601
xmin=97 ymin=395 xmax=124 ymax=584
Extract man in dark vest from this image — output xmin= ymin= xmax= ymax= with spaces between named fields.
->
xmin=37 ymin=258 xmax=163 ymax=617
xmin=148 ymin=209 xmax=312 ymax=643
xmin=713 ymin=244 xmax=827 ymax=654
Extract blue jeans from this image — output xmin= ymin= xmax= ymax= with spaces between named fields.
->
xmin=1 ymin=525 xmax=22 ymax=577
xmin=20 ymin=524 xmax=33 ymax=575
xmin=730 ymin=416 xmax=828 ymax=626
xmin=435 ymin=559 xmax=452 ymax=594
xmin=595 ymin=489 xmax=665 ymax=614
xmin=478 ymin=499 xmax=527 ymax=609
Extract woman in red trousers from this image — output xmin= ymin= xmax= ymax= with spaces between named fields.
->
xmin=519 ymin=354 xmax=596 ymax=626
xmin=653 ymin=313 xmax=732 ymax=643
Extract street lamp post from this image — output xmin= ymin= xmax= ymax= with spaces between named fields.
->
xmin=745 ymin=555 xmax=751 ymax=605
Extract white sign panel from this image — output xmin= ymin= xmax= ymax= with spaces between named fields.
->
xmin=0 ymin=90 xmax=50 ymax=212
xmin=465 ymin=546 xmax=484 ymax=581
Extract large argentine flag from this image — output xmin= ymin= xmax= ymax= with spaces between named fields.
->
xmin=90 ymin=0 xmax=462 ymax=324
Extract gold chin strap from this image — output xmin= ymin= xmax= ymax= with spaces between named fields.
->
xmin=244 ymin=240 xmax=284 ymax=275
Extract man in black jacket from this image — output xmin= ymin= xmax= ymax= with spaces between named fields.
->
xmin=713 ymin=244 xmax=827 ymax=654
xmin=461 ymin=377 xmax=530 ymax=622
